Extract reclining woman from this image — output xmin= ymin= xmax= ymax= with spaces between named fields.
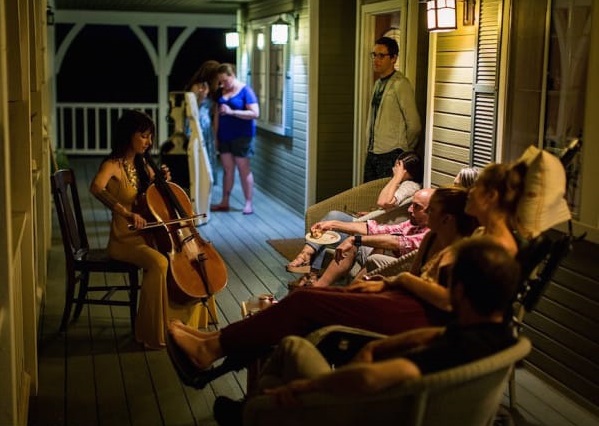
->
xmin=168 ymin=162 xmax=527 ymax=377
xmin=287 ymin=151 xmax=423 ymax=275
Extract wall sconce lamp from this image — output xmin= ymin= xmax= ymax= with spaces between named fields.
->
xmin=225 ymin=28 xmax=240 ymax=49
xmin=271 ymin=16 xmax=290 ymax=45
xmin=427 ymin=0 xmax=457 ymax=32
xmin=46 ymin=5 xmax=55 ymax=26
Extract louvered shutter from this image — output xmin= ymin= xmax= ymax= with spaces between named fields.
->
xmin=470 ymin=0 xmax=503 ymax=167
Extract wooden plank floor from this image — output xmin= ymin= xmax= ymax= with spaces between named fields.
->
xmin=29 ymin=157 xmax=599 ymax=426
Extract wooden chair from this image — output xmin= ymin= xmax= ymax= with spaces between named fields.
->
xmin=51 ymin=168 xmax=141 ymax=332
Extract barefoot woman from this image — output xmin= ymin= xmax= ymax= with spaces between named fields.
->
xmin=90 ymin=110 xmax=203 ymax=349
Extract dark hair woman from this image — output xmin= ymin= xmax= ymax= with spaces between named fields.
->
xmin=90 ymin=109 xmax=204 ymax=349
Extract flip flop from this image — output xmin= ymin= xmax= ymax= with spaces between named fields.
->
xmin=210 ymin=204 xmax=230 ymax=212
xmin=286 ymin=250 xmax=313 ymax=273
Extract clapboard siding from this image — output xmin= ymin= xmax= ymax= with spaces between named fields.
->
xmin=431 ymin=127 xmax=471 ymax=147
xmin=249 ymin=0 xmax=309 ymax=215
xmin=434 ymin=97 xmax=472 ymax=115
xmin=314 ymin=0 xmax=356 ymax=201
xmin=523 ymin=230 xmax=599 ymax=412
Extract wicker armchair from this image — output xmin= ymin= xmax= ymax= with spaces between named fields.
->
xmin=243 ymin=334 xmax=531 ymax=426
xmin=304 ymin=178 xmax=411 ymax=233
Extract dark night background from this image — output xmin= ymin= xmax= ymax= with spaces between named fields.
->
xmin=56 ymin=24 xmax=235 ymax=102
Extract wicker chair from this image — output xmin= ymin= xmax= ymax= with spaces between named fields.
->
xmin=304 ymin=178 xmax=411 ymax=233
xmin=243 ymin=336 xmax=531 ymax=426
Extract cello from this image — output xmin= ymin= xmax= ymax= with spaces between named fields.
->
xmin=140 ymin=151 xmax=227 ymax=304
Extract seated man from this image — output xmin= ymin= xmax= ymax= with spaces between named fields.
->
xmin=213 ymin=236 xmax=520 ymax=425
xmin=292 ymin=188 xmax=433 ymax=288
xmin=287 ymin=152 xmax=423 ymax=275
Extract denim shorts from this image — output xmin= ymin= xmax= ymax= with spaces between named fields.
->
xmin=218 ymin=136 xmax=255 ymax=158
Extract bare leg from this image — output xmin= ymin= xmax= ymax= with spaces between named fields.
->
xmin=235 ymin=156 xmax=254 ymax=213
xmin=313 ymin=248 xmax=357 ymax=287
xmin=168 ymin=325 xmax=224 ymax=370
xmin=169 ymin=319 xmax=220 ymax=339
xmin=214 ymin=152 xmax=235 ymax=208
xmin=287 ymin=244 xmax=316 ymax=270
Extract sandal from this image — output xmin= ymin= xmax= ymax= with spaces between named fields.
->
xmin=286 ymin=248 xmax=314 ymax=273
xmin=287 ymin=272 xmax=319 ymax=291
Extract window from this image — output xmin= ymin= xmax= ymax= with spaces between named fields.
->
xmin=543 ymin=1 xmax=590 ymax=217
xmin=250 ymin=23 xmax=290 ymax=135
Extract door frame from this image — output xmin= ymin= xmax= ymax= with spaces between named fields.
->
xmin=353 ymin=0 xmax=417 ymax=184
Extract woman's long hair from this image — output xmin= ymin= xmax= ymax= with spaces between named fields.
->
xmin=477 ymin=162 xmax=528 ymax=230
xmin=108 ymin=109 xmax=155 ymax=194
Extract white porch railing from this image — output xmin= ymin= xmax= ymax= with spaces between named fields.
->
xmin=55 ymin=103 xmax=161 ymax=155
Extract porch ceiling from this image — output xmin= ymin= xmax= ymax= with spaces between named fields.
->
xmin=54 ymin=0 xmax=251 ymax=14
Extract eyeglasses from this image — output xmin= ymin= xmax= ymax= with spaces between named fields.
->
xmin=370 ymin=52 xmax=391 ymax=60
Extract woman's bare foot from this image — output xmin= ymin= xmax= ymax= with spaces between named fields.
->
xmin=168 ymin=326 xmax=218 ymax=370
xmin=169 ymin=319 xmax=220 ymax=339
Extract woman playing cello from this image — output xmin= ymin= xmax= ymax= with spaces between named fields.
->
xmin=90 ymin=109 xmax=204 ymax=349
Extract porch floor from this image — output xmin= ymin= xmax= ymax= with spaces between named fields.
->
xmin=28 ymin=157 xmax=599 ymax=425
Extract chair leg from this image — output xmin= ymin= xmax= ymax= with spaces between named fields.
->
xmin=128 ymin=270 xmax=139 ymax=330
xmin=59 ymin=274 xmax=77 ymax=332
xmin=72 ymin=271 xmax=90 ymax=321
xmin=199 ymin=296 xmax=218 ymax=329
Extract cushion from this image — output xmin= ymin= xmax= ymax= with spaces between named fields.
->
xmin=516 ymin=145 xmax=571 ymax=237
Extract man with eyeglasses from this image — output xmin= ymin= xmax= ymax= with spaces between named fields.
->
xmin=296 ymin=188 xmax=434 ymax=288
xmin=364 ymin=37 xmax=421 ymax=182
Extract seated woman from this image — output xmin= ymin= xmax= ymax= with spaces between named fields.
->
xmin=168 ymin=185 xmax=483 ymax=372
xmin=287 ymin=151 xmax=423 ymax=274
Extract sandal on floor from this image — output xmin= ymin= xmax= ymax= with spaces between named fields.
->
xmin=287 ymin=272 xmax=319 ymax=291
xmin=286 ymin=249 xmax=313 ymax=273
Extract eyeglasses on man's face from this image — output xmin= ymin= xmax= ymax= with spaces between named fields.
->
xmin=370 ymin=52 xmax=392 ymax=60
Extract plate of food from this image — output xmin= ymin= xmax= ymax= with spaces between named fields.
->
xmin=305 ymin=230 xmax=341 ymax=245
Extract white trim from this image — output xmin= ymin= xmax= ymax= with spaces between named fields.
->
xmin=424 ymin=32 xmax=437 ymax=188
xmin=307 ymin=0 xmax=319 ymax=206
xmin=495 ymin=0 xmax=512 ymax=161
xmin=165 ymin=26 xmax=196 ymax=74
xmin=55 ymin=23 xmax=84 ymax=74
xmin=55 ymin=10 xmax=236 ymax=27
xmin=353 ymin=0 xmax=409 ymax=185
xmin=130 ymin=25 xmax=158 ymax=74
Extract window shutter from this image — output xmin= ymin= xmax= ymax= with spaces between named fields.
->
xmin=470 ymin=0 xmax=503 ymax=167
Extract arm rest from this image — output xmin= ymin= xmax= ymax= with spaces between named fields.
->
xmin=305 ymin=178 xmax=391 ymax=232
